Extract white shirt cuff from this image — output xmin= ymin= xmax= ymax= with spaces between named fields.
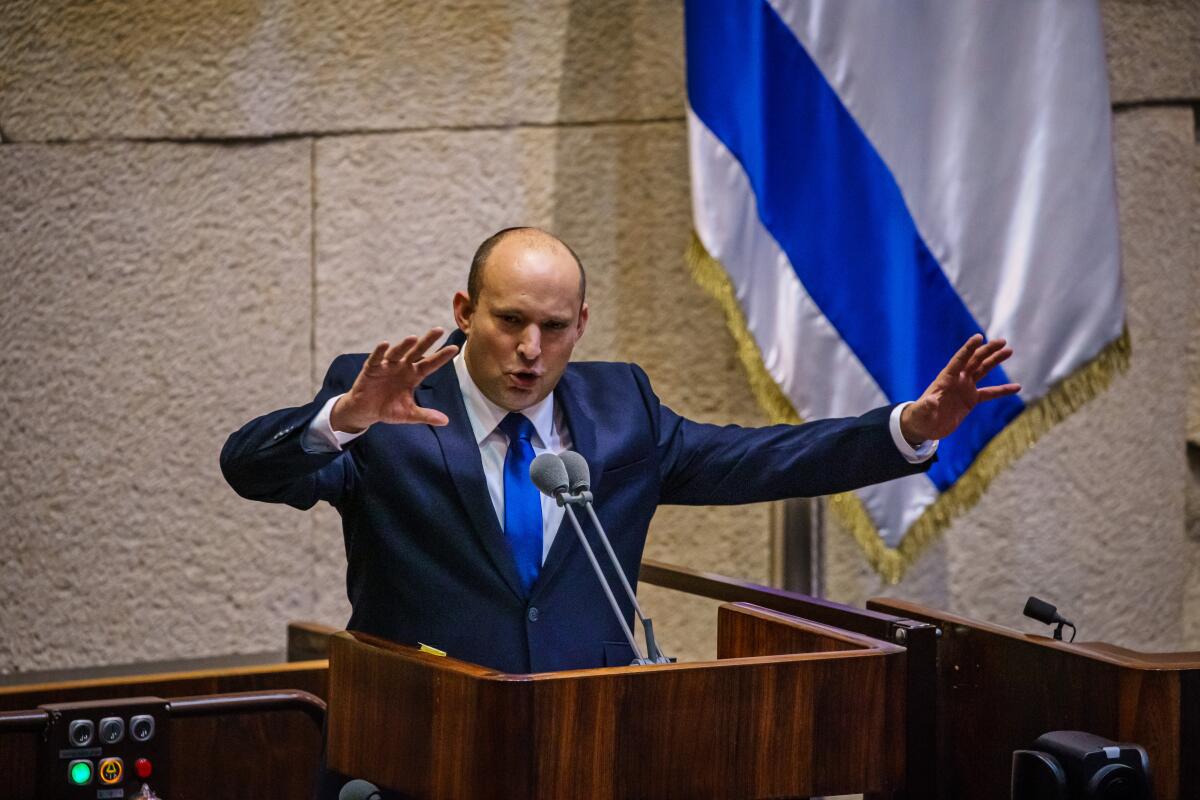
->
xmin=301 ymin=394 xmax=367 ymax=453
xmin=889 ymin=401 xmax=938 ymax=464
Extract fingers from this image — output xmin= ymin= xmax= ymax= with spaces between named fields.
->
xmin=973 ymin=344 xmax=1013 ymax=379
xmin=383 ymin=335 xmax=418 ymax=363
xmin=380 ymin=327 xmax=446 ymax=364
xmin=964 ymin=338 xmax=1007 ymax=375
xmin=976 ymin=383 xmax=1021 ymax=401
xmin=417 ymin=343 xmax=459 ymax=376
xmin=404 ymin=327 xmax=446 ymax=364
xmin=944 ymin=334 xmax=984 ymax=376
xmin=365 ymin=341 xmax=390 ymax=368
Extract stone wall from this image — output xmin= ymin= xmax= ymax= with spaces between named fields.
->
xmin=0 ymin=0 xmax=1195 ymax=672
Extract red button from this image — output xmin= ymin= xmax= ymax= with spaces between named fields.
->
xmin=135 ymin=758 xmax=152 ymax=779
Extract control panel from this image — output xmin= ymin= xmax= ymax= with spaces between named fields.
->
xmin=38 ymin=697 xmax=169 ymax=800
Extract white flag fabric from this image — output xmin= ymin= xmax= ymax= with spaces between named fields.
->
xmin=685 ymin=0 xmax=1126 ymax=580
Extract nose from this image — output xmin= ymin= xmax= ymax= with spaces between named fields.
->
xmin=517 ymin=325 xmax=541 ymax=362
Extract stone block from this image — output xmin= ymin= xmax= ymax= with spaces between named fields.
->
xmin=312 ymin=120 xmax=770 ymax=661
xmin=826 ymin=107 xmax=1200 ymax=652
xmin=0 ymin=0 xmax=684 ymax=142
xmin=0 ymin=140 xmax=313 ymax=672
xmin=1102 ymin=0 xmax=1200 ymax=104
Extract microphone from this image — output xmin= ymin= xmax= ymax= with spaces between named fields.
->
xmin=560 ymin=451 xmax=669 ymax=664
xmin=530 ymin=452 xmax=570 ymax=498
xmin=559 ymin=450 xmax=591 ymax=496
xmin=339 ymin=779 xmax=382 ymax=800
xmin=530 ymin=452 xmax=647 ymax=664
xmin=1023 ymin=596 xmax=1076 ymax=642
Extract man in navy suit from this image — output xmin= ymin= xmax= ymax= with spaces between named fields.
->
xmin=221 ymin=227 xmax=1018 ymax=673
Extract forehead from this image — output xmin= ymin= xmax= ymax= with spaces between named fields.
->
xmin=479 ymin=235 xmax=582 ymax=309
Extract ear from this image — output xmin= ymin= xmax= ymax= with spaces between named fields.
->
xmin=452 ymin=291 xmax=474 ymax=334
xmin=575 ymin=302 xmax=589 ymax=339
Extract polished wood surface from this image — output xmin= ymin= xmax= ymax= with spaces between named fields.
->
xmin=0 ymin=660 xmax=328 ymax=800
xmin=869 ymin=596 xmax=1200 ymax=800
xmin=289 ymin=620 xmax=340 ymax=662
xmin=641 ymin=558 xmax=937 ymax=800
xmin=641 ymin=558 xmax=918 ymax=639
xmin=327 ymin=602 xmax=907 ymax=799
xmin=293 ymin=560 xmax=942 ymax=799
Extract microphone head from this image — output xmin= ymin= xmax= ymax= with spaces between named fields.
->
xmin=339 ymin=779 xmax=382 ymax=800
xmin=529 ymin=452 xmax=569 ymax=497
xmin=1023 ymin=596 xmax=1060 ymax=625
xmin=559 ymin=450 xmax=591 ymax=494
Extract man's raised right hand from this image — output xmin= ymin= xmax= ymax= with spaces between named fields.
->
xmin=330 ymin=327 xmax=460 ymax=433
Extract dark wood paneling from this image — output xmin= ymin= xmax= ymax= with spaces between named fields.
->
xmin=870 ymin=597 xmax=1200 ymax=800
xmin=0 ymin=661 xmax=328 ymax=800
xmin=327 ymin=605 xmax=906 ymax=799
xmin=642 ymin=558 xmax=937 ymax=800
xmin=642 ymin=558 xmax=903 ymax=638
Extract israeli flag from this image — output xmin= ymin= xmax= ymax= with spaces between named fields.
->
xmin=685 ymin=0 xmax=1126 ymax=580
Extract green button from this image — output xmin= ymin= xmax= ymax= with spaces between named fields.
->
xmin=69 ymin=759 xmax=93 ymax=785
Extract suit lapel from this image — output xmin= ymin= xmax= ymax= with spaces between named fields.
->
xmin=418 ymin=362 xmax=526 ymax=602
xmin=535 ymin=368 xmax=607 ymax=595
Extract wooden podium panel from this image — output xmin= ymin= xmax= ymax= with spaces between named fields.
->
xmin=869 ymin=597 xmax=1200 ymax=800
xmin=327 ymin=603 xmax=907 ymax=800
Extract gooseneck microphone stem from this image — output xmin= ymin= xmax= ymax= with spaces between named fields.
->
xmin=582 ymin=503 xmax=646 ymax=621
xmin=561 ymin=500 xmax=647 ymax=663
xmin=581 ymin=502 xmax=668 ymax=663
xmin=530 ymin=451 xmax=667 ymax=666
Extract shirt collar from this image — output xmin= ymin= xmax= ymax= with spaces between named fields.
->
xmin=453 ymin=343 xmax=556 ymax=447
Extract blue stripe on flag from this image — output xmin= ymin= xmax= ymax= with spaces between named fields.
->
xmin=685 ymin=0 xmax=1024 ymax=490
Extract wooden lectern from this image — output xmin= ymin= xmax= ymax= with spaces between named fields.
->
xmin=869 ymin=598 xmax=1200 ymax=800
xmin=326 ymin=602 xmax=907 ymax=799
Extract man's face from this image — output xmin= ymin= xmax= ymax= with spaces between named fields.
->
xmin=453 ymin=234 xmax=588 ymax=412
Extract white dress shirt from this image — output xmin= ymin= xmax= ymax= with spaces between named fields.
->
xmin=302 ymin=349 xmax=935 ymax=564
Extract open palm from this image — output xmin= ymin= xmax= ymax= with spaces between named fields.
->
xmin=331 ymin=327 xmax=459 ymax=432
xmin=901 ymin=335 xmax=1021 ymax=444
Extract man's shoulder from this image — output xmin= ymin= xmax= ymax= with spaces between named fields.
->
xmin=317 ymin=353 xmax=370 ymax=390
xmin=330 ymin=352 xmax=369 ymax=374
xmin=562 ymin=360 xmax=654 ymax=400
xmin=565 ymin=359 xmax=647 ymax=381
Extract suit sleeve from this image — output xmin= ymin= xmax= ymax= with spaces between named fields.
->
xmin=219 ymin=354 xmax=364 ymax=510
xmin=627 ymin=364 xmax=933 ymax=505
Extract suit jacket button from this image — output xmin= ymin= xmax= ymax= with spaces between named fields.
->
xmin=527 ymin=607 xmax=539 ymax=623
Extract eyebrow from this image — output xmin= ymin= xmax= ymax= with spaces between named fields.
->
xmin=490 ymin=307 xmax=572 ymax=325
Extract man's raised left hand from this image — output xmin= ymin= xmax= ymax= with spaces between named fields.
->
xmin=900 ymin=334 xmax=1021 ymax=446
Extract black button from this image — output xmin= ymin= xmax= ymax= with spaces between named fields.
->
xmin=129 ymin=715 xmax=155 ymax=742
xmin=98 ymin=717 xmax=124 ymax=744
xmin=68 ymin=720 xmax=94 ymax=747
xmin=527 ymin=607 xmax=539 ymax=622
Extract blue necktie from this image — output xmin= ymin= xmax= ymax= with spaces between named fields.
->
xmin=498 ymin=412 xmax=542 ymax=594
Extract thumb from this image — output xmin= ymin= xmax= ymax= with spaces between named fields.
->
xmin=410 ymin=406 xmax=451 ymax=427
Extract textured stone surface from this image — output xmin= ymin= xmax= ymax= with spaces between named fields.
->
xmin=311 ymin=121 xmax=770 ymax=659
xmin=1102 ymin=0 xmax=1200 ymax=104
xmin=0 ymin=0 xmax=684 ymax=143
xmin=0 ymin=141 xmax=313 ymax=673
xmin=2 ymin=0 xmax=1196 ymax=678
xmin=825 ymin=107 xmax=1200 ymax=652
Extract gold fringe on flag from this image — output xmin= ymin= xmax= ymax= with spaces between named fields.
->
xmin=685 ymin=232 xmax=1131 ymax=583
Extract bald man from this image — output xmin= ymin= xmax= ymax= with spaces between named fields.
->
xmin=221 ymin=227 xmax=1017 ymax=672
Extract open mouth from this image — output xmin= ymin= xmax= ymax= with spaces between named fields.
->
xmin=508 ymin=370 xmax=541 ymax=388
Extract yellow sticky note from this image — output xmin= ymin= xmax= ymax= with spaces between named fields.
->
xmin=417 ymin=642 xmax=447 ymax=657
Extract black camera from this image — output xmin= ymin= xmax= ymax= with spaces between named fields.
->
xmin=1012 ymin=731 xmax=1151 ymax=800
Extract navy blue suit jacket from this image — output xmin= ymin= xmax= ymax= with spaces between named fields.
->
xmin=220 ymin=335 xmax=931 ymax=673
